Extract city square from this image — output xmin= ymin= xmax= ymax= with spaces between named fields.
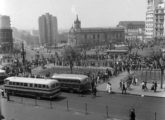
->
xmin=0 ymin=0 xmax=165 ymax=120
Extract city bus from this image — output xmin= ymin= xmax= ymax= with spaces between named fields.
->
xmin=0 ymin=69 xmax=7 ymax=84
xmin=51 ymin=74 xmax=91 ymax=93
xmin=4 ymin=77 xmax=61 ymax=99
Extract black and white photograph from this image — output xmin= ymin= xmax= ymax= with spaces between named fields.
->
xmin=0 ymin=0 xmax=165 ymax=120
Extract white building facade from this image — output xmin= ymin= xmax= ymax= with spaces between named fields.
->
xmin=145 ymin=0 xmax=165 ymax=41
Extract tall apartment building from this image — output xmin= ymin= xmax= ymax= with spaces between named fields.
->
xmin=145 ymin=0 xmax=165 ymax=41
xmin=0 ymin=15 xmax=13 ymax=53
xmin=38 ymin=13 xmax=58 ymax=48
xmin=155 ymin=1 xmax=165 ymax=39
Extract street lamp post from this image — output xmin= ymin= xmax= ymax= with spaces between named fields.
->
xmin=0 ymin=92 xmax=4 ymax=120
xmin=21 ymin=42 xmax=26 ymax=66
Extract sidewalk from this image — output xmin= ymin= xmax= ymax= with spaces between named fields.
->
xmin=97 ymin=71 xmax=165 ymax=98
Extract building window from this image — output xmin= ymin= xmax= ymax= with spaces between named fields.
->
xmin=85 ymin=34 xmax=87 ymax=39
xmin=93 ymin=34 xmax=95 ymax=39
xmin=97 ymin=34 xmax=100 ymax=39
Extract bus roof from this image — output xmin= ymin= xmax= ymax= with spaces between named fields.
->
xmin=51 ymin=74 xmax=88 ymax=81
xmin=5 ymin=77 xmax=59 ymax=85
xmin=0 ymin=69 xmax=5 ymax=73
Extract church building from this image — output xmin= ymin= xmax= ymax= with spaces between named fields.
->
xmin=68 ymin=15 xmax=125 ymax=48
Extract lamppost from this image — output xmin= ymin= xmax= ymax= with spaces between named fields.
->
xmin=21 ymin=42 xmax=26 ymax=66
xmin=0 ymin=92 xmax=5 ymax=120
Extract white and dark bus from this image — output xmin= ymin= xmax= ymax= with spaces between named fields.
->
xmin=4 ymin=77 xmax=61 ymax=99
xmin=0 ymin=69 xmax=7 ymax=84
xmin=51 ymin=74 xmax=91 ymax=93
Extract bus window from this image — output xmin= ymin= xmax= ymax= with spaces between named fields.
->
xmin=16 ymin=82 xmax=20 ymax=86
xmin=56 ymin=83 xmax=60 ymax=87
xmin=43 ymin=85 xmax=46 ymax=88
xmin=24 ymin=83 xmax=28 ymax=86
xmin=51 ymin=84 xmax=56 ymax=88
xmin=30 ymin=84 xmax=33 ymax=87
xmin=9 ymin=82 xmax=12 ymax=85
xmin=4 ymin=80 xmax=9 ymax=84
xmin=38 ymin=84 xmax=41 ymax=88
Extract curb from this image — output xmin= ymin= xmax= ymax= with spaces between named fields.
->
xmin=97 ymin=89 xmax=165 ymax=98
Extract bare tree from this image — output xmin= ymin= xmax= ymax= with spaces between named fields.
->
xmin=62 ymin=46 xmax=81 ymax=73
xmin=124 ymin=39 xmax=134 ymax=54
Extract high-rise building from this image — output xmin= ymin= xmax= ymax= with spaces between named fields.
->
xmin=145 ymin=0 xmax=165 ymax=41
xmin=38 ymin=13 xmax=58 ymax=48
xmin=0 ymin=15 xmax=13 ymax=53
xmin=155 ymin=1 xmax=165 ymax=39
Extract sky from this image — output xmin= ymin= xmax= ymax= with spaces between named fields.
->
xmin=0 ymin=0 xmax=146 ymax=30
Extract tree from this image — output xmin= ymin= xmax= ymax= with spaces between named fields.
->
xmin=124 ymin=39 xmax=134 ymax=54
xmin=62 ymin=46 xmax=81 ymax=73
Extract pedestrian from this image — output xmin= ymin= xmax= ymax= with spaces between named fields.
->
xmin=1 ymin=90 xmax=4 ymax=97
xmin=91 ymin=79 xmax=95 ymax=92
xmin=93 ymin=86 xmax=97 ymax=97
xmin=141 ymin=81 xmax=145 ymax=91
xmin=154 ymin=81 xmax=157 ymax=92
xmin=122 ymin=82 xmax=127 ymax=94
xmin=151 ymin=82 xmax=155 ymax=91
xmin=120 ymin=80 xmax=123 ymax=89
xmin=144 ymin=81 xmax=148 ymax=91
xmin=135 ymin=78 xmax=138 ymax=85
xmin=129 ymin=108 xmax=136 ymax=120
xmin=106 ymin=82 xmax=112 ymax=94
xmin=132 ymin=76 xmax=135 ymax=85
xmin=96 ymin=75 xmax=100 ymax=84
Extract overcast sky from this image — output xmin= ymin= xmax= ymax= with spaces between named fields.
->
xmin=0 ymin=0 xmax=146 ymax=30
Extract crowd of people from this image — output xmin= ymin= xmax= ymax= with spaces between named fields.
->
xmin=1 ymin=46 xmax=162 ymax=96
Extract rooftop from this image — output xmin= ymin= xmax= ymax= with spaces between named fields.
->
xmin=75 ymin=27 xmax=124 ymax=33
xmin=118 ymin=21 xmax=145 ymax=27
xmin=5 ymin=77 xmax=58 ymax=85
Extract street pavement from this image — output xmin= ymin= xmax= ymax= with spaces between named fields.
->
xmin=97 ymin=71 xmax=165 ymax=98
xmin=2 ymin=92 xmax=165 ymax=120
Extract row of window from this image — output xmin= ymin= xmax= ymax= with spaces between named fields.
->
xmin=8 ymin=81 xmax=50 ymax=89
xmin=81 ymin=33 xmax=123 ymax=40
xmin=146 ymin=12 xmax=154 ymax=15
xmin=155 ymin=10 xmax=164 ymax=13
xmin=146 ymin=17 xmax=153 ymax=20
xmin=146 ymin=21 xmax=154 ymax=24
xmin=146 ymin=30 xmax=153 ymax=32
xmin=56 ymin=79 xmax=81 ymax=84
xmin=146 ymin=26 xmax=153 ymax=28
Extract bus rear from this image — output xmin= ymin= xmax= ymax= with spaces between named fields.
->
xmin=51 ymin=74 xmax=91 ymax=93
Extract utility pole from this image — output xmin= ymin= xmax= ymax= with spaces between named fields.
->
xmin=21 ymin=42 xmax=26 ymax=65
xmin=0 ymin=93 xmax=5 ymax=120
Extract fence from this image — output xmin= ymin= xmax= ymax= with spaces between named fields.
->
xmin=3 ymin=95 xmax=159 ymax=120
xmin=134 ymin=69 xmax=164 ymax=84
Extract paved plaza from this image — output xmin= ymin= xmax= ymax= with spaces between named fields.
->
xmin=97 ymin=71 xmax=165 ymax=98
